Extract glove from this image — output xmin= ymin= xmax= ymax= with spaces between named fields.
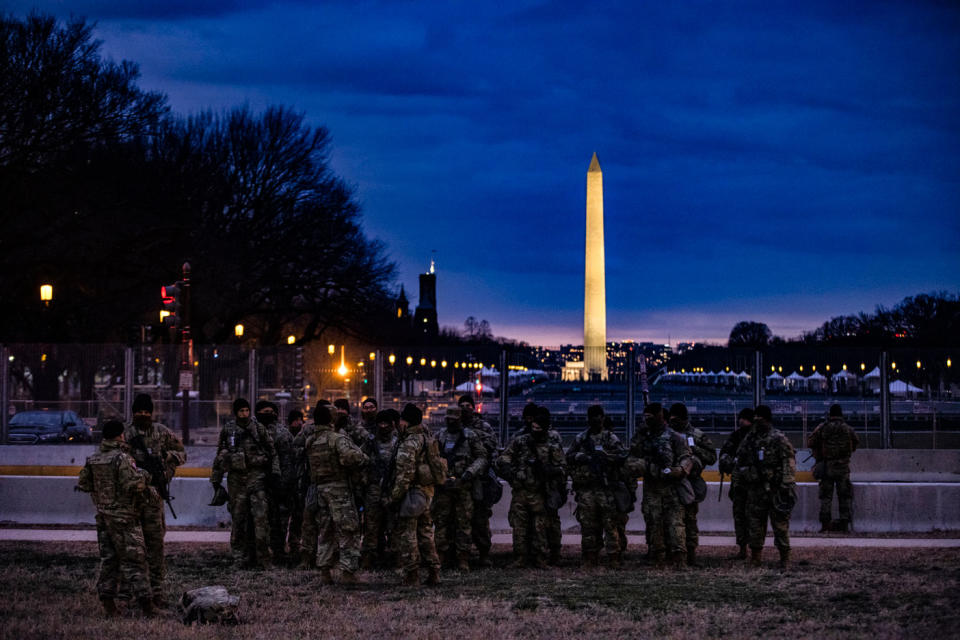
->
xmin=665 ymin=466 xmax=684 ymax=479
xmin=443 ymin=477 xmax=457 ymax=489
xmin=459 ymin=470 xmax=473 ymax=483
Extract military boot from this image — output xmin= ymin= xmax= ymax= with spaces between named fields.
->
xmin=778 ymin=548 xmax=791 ymax=572
xmin=360 ymin=553 xmax=374 ymax=570
xmin=339 ymin=571 xmax=359 ymax=585
xmin=670 ymin=551 xmax=687 ymax=570
xmin=548 ymin=549 xmax=562 ymax=566
xmin=319 ymin=568 xmax=334 ymax=585
xmin=750 ymin=548 xmax=763 ymax=568
xmin=819 ymin=518 xmax=831 ymax=533
xmin=402 ymin=569 xmax=420 ymax=586
xmin=456 ymin=552 xmax=471 ymax=571
xmin=686 ymin=548 xmax=700 ymax=568
xmin=425 ymin=566 xmax=442 ymax=586
xmin=607 ymin=552 xmax=622 ymax=570
xmin=137 ymin=596 xmax=156 ymax=618
xmin=100 ymin=598 xmax=118 ymax=618
xmin=507 ymin=555 xmax=527 ymax=569
xmin=653 ymin=551 xmax=667 ymax=570
xmin=836 ymin=519 xmax=849 ymax=533
xmin=581 ymin=551 xmax=599 ymax=568
xmin=152 ymin=593 xmax=167 ymax=609
xmin=298 ymin=551 xmax=315 ymax=570
xmin=734 ymin=545 xmax=747 ymax=560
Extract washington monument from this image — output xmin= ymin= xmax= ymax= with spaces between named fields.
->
xmin=584 ymin=152 xmax=608 ymax=381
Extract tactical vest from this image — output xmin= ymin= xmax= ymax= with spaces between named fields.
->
xmin=307 ymin=429 xmax=341 ymax=482
xmin=89 ymin=450 xmax=128 ymax=510
xmin=821 ymin=420 xmax=853 ymax=460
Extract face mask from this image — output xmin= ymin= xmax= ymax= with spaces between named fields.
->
xmin=460 ymin=406 xmax=473 ymax=419
xmin=256 ymin=412 xmax=277 ymax=426
xmin=588 ymin=417 xmax=603 ymax=432
xmin=237 ymin=417 xmax=250 ymax=427
xmin=645 ymin=416 xmax=660 ymax=429
xmin=532 ymin=429 xmax=547 ymax=442
xmin=377 ymin=424 xmax=393 ymax=437
xmin=446 ymin=420 xmax=461 ymax=432
xmin=133 ymin=415 xmax=151 ymax=429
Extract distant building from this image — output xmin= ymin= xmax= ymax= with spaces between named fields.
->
xmin=413 ymin=260 xmax=439 ymax=339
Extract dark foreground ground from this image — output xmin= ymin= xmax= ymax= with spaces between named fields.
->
xmin=1 ymin=542 xmax=958 ymax=639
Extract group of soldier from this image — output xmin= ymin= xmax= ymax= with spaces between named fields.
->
xmin=77 ymin=390 xmax=860 ymax=615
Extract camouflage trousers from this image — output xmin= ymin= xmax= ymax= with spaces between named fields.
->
xmin=819 ymin=461 xmax=853 ymax=522
xmin=394 ymin=488 xmax=440 ymax=573
xmin=683 ymin=501 xmax=700 ymax=551
xmin=432 ymin=485 xmax=474 ymax=557
xmin=302 ymin=482 xmax=361 ymax=573
xmin=546 ymin=508 xmax=563 ymax=557
xmin=574 ymin=488 xmax=620 ymax=556
xmin=508 ymin=488 xmax=549 ymax=563
xmin=472 ymin=500 xmax=493 ymax=555
xmin=95 ymin=513 xmax=150 ymax=600
xmin=640 ymin=482 xmax=685 ymax=555
xmin=268 ymin=485 xmax=297 ymax=557
xmin=137 ymin=490 xmax=166 ymax=597
xmin=729 ymin=479 xmax=749 ymax=548
xmin=361 ymin=483 xmax=392 ymax=557
xmin=288 ymin=490 xmax=304 ymax=554
xmin=227 ymin=472 xmax=271 ymax=565
xmin=745 ymin=486 xmax=790 ymax=551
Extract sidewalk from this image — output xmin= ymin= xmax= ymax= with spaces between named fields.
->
xmin=2 ymin=528 xmax=959 ymax=548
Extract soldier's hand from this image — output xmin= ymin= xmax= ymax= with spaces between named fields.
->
xmin=443 ymin=477 xmax=457 ymax=489
xmin=666 ymin=466 xmax=685 ymax=478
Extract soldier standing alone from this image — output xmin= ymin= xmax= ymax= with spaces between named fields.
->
xmin=77 ymin=420 xmax=154 ymax=617
xmin=808 ymin=404 xmax=859 ymax=532
xmin=123 ymin=393 xmax=185 ymax=606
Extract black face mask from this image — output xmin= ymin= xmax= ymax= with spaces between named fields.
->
xmin=446 ymin=420 xmax=462 ymax=433
xmin=588 ymin=417 xmax=603 ymax=433
xmin=531 ymin=429 xmax=547 ymax=442
xmin=460 ymin=406 xmax=473 ymax=420
xmin=377 ymin=424 xmax=393 ymax=438
xmin=133 ymin=415 xmax=152 ymax=429
xmin=644 ymin=416 xmax=661 ymax=429
xmin=256 ymin=412 xmax=277 ymax=426
xmin=237 ymin=417 xmax=251 ymax=427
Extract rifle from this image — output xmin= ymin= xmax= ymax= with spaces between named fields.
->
xmin=130 ymin=434 xmax=177 ymax=519
xmin=717 ymin=471 xmax=724 ymax=501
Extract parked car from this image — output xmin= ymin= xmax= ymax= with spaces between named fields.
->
xmin=7 ymin=410 xmax=93 ymax=444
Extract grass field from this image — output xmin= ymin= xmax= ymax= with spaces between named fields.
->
xmin=1 ymin=542 xmax=958 ymax=639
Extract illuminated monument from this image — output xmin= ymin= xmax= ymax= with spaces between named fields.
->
xmin=564 ymin=153 xmax=608 ymax=382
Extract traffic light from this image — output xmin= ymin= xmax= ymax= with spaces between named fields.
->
xmin=161 ymin=283 xmax=182 ymax=326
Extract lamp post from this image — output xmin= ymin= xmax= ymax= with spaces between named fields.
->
xmin=40 ymin=284 xmax=53 ymax=306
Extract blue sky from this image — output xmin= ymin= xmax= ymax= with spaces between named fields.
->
xmin=11 ymin=1 xmax=960 ymax=345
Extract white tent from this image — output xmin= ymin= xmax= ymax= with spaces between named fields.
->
xmin=863 ymin=366 xmax=881 ymax=379
xmin=805 ymin=371 xmax=829 ymax=392
xmin=831 ymin=369 xmax=858 ymax=392
xmin=863 ymin=366 xmax=882 ymax=393
xmin=785 ymin=371 xmax=806 ymax=391
xmin=765 ymin=372 xmax=785 ymax=390
xmin=889 ymin=379 xmax=922 ymax=396
xmin=455 ymin=381 xmax=495 ymax=394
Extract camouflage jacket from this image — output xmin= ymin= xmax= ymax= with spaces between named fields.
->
xmin=77 ymin=439 xmax=151 ymax=518
xmin=719 ymin=423 xmax=752 ymax=474
xmin=566 ymin=428 xmax=626 ymax=490
xmin=808 ymin=418 xmax=859 ymax=463
xmin=435 ymin=427 xmax=488 ymax=479
xmin=123 ymin=420 xmax=186 ymax=484
xmin=266 ymin=423 xmax=297 ymax=487
xmin=735 ymin=419 xmax=796 ymax=490
xmin=463 ymin=415 xmax=499 ymax=457
xmin=210 ymin=419 xmax=280 ymax=484
xmin=342 ymin=417 xmax=371 ymax=447
xmin=304 ymin=423 xmax=368 ymax=484
xmin=362 ymin=431 xmax=397 ymax=486
xmin=388 ymin=424 xmax=436 ymax=502
xmin=669 ymin=418 xmax=717 ymax=476
xmin=496 ymin=433 xmax=565 ymax=492
xmin=628 ymin=426 xmax=694 ymax=489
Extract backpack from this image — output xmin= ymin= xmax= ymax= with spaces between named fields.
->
xmin=422 ymin=432 xmax=449 ymax=485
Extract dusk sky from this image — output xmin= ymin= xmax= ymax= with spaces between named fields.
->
xmin=11 ymin=1 xmax=960 ymax=346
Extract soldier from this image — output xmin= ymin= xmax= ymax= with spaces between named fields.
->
xmin=668 ymin=403 xmax=717 ymax=567
xmin=287 ymin=409 xmax=305 ymax=437
xmin=334 ymin=398 xmax=371 ymax=446
xmin=516 ymin=403 xmax=566 ymax=565
xmin=256 ymin=400 xmax=297 ymax=563
xmin=808 ymin=404 xmax=859 ymax=533
xmin=628 ymin=403 xmax=694 ymax=569
xmin=210 ymin=398 xmax=280 ymax=569
xmin=286 ymin=408 xmax=306 ymax=555
xmin=123 ymin=393 xmax=185 ymax=606
xmin=459 ymin=394 xmax=499 ymax=567
xmin=360 ymin=409 xmax=399 ymax=569
xmin=606 ymin=414 xmax=635 ymax=556
xmin=359 ymin=397 xmax=379 ymax=432
xmin=736 ymin=405 xmax=797 ymax=570
xmin=301 ymin=404 xmax=368 ymax=584
xmin=496 ymin=407 xmax=566 ymax=569
xmin=432 ymin=405 xmax=488 ymax=571
xmin=384 ymin=403 xmax=443 ymax=586
xmin=77 ymin=420 xmax=154 ymax=617
xmin=719 ymin=408 xmax=755 ymax=559
xmin=566 ymin=405 xmax=626 ymax=568
xmin=292 ymin=400 xmax=328 ymax=567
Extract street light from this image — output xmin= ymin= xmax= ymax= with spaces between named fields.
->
xmin=287 ymin=335 xmax=296 ymax=345
xmin=388 ymin=354 xmax=396 ymax=365
xmin=338 ymin=345 xmax=348 ymax=377
xmin=234 ymin=324 xmax=244 ymax=337
xmin=406 ymin=356 xmax=413 ymax=365
xmin=328 ymin=344 xmax=336 ymax=355
xmin=40 ymin=284 xmax=53 ymax=306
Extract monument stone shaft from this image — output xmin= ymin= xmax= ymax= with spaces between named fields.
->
xmin=584 ymin=152 xmax=608 ymax=381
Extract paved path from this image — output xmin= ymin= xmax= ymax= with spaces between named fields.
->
xmin=2 ymin=529 xmax=959 ymax=548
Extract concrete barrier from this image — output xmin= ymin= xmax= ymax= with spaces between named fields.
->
xmin=2 ymin=445 xmax=958 ymax=533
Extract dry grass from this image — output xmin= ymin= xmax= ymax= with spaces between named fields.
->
xmin=1 ymin=542 xmax=958 ymax=639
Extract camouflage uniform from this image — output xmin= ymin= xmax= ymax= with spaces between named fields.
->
xmin=302 ymin=423 xmax=368 ymax=576
xmin=736 ymin=418 xmax=796 ymax=562
xmin=266 ymin=422 xmax=297 ymax=559
xmin=290 ymin=423 xmax=315 ymax=561
xmin=387 ymin=424 xmax=442 ymax=577
xmin=544 ymin=428 xmax=566 ymax=562
xmin=123 ymin=420 xmax=185 ymax=599
xmin=496 ymin=433 xmax=566 ymax=567
xmin=463 ymin=414 xmax=499 ymax=562
xmin=720 ymin=422 xmax=752 ymax=552
xmin=808 ymin=417 xmax=859 ymax=527
xmin=360 ymin=431 xmax=397 ymax=565
xmin=77 ymin=439 xmax=152 ymax=602
xmin=670 ymin=417 xmax=717 ymax=561
xmin=566 ymin=429 xmax=626 ymax=564
xmin=210 ymin=419 xmax=280 ymax=567
xmin=432 ymin=426 xmax=488 ymax=565
xmin=629 ymin=426 xmax=694 ymax=562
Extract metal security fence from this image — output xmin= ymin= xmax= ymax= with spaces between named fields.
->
xmin=1 ymin=343 xmax=957 ymax=448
